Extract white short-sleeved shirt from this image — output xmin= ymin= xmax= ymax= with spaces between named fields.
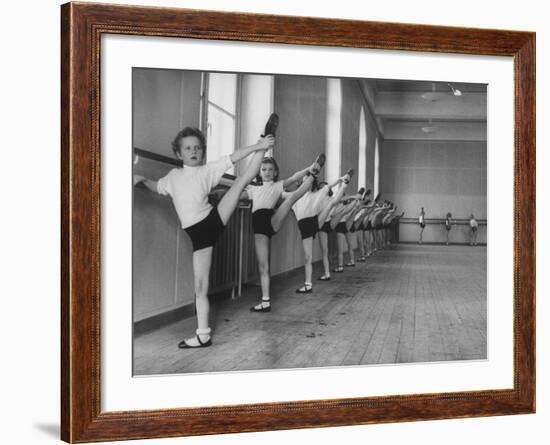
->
xmin=157 ymin=155 xmax=233 ymax=229
xmin=470 ymin=218 xmax=479 ymax=228
xmin=318 ymin=189 xmax=334 ymax=220
xmin=246 ymin=180 xmax=285 ymax=212
xmin=291 ymin=187 xmax=329 ymax=221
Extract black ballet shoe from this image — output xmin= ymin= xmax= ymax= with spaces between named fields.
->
xmin=250 ymin=304 xmax=271 ymax=313
xmin=318 ymin=275 xmax=331 ymax=281
xmin=296 ymin=284 xmax=313 ymax=293
xmin=262 ymin=112 xmax=279 ymax=138
xmin=311 ymin=153 xmax=326 ymax=175
xmin=333 ymin=266 xmax=344 ymax=273
xmin=178 ymin=335 xmax=212 ymax=349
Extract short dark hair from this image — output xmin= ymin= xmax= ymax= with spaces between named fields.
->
xmin=171 ymin=127 xmax=206 ymax=157
xmin=255 ymin=157 xmax=280 ymax=184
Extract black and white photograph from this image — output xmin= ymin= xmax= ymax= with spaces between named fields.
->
xmin=132 ymin=69 xmax=487 ymax=376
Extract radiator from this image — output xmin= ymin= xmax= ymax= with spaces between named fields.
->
xmin=209 ymin=206 xmax=257 ymax=297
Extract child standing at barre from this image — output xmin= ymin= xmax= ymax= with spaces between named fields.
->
xmin=134 ymin=124 xmax=274 ymax=348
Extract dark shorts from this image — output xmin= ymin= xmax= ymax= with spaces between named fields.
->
xmin=298 ymin=216 xmax=319 ymax=240
xmin=184 ymin=208 xmax=225 ymax=252
xmin=366 ymin=221 xmax=373 ymax=231
xmin=350 ymin=224 xmax=357 ymax=233
xmin=358 ymin=223 xmax=365 ymax=231
xmin=335 ymin=222 xmax=348 ymax=234
xmin=472 ymin=226 xmax=478 ymax=232
xmin=420 ymin=222 xmax=426 ymax=229
xmin=320 ymin=221 xmax=332 ymax=233
xmin=252 ymin=208 xmax=276 ymax=238
xmin=445 ymin=224 xmax=451 ymax=231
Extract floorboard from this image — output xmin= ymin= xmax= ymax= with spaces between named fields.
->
xmin=134 ymin=244 xmax=487 ymax=375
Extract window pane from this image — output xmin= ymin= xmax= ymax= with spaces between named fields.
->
xmin=208 ymin=73 xmax=237 ymax=114
xmin=206 ymin=104 xmax=236 ymax=174
xmin=374 ymin=137 xmax=380 ymax=197
xmin=325 ymin=78 xmax=342 ymax=183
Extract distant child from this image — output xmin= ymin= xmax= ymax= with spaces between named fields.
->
xmin=134 ymin=125 xmax=274 ymax=348
xmin=418 ymin=207 xmax=426 ymax=244
xmin=469 ymin=213 xmax=479 ymax=246
xmin=443 ymin=212 xmax=453 ymax=245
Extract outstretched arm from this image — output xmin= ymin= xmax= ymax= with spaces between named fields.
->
xmin=327 ymin=177 xmax=343 ymax=190
xmin=230 ymin=136 xmax=275 ymax=164
xmin=281 ymin=165 xmax=312 ymax=190
xmin=134 ymin=175 xmax=158 ymax=193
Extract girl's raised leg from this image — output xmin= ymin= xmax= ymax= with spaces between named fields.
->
xmin=271 ymin=174 xmax=314 ymax=232
xmin=217 ymin=149 xmax=267 ymax=225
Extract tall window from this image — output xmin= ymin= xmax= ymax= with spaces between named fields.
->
xmin=237 ymin=74 xmax=274 ymax=173
xmin=325 ymin=79 xmax=342 ymax=183
xmin=374 ymin=137 xmax=380 ymax=198
xmin=358 ymin=107 xmax=367 ymax=188
xmin=204 ymin=73 xmax=238 ymax=173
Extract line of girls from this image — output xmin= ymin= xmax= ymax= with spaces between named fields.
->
xmin=246 ymin=158 xmax=405 ymax=312
xmin=133 ymin=113 xmax=404 ymax=348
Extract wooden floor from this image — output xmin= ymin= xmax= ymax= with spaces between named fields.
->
xmin=134 ymin=244 xmax=487 ymax=375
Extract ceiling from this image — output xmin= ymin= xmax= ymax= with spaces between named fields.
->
xmin=359 ymin=78 xmax=487 ymax=142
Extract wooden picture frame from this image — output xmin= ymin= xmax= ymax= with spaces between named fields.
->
xmin=61 ymin=2 xmax=535 ymax=442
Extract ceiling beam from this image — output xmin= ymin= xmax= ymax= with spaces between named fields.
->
xmin=375 ymin=91 xmax=486 ymax=121
xmin=384 ymin=121 xmax=486 ymax=141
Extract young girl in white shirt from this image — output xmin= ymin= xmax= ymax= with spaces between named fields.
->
xmin=134 ymin=125 xmax=274 ymax=348
xmin=292 ymin=171 xmax=353 ymax=292
xmin=245 ymin=155 xmax=326 ymax=312
xmin=316 ymin=170 xmax=355 ymax=281
xmin=331 ymin=190 xmax=365 ymax=272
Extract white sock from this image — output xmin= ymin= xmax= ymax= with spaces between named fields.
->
xmin=196 ymin=327 xmax=211 ymax=341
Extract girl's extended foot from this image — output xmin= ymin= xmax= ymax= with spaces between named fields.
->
xmin=296 ymin=282 xmax=313 ymax=293
xmin=178 ymin=328 xmax=212 ymax=349
xmin=250 ymin=297 xmax=271 ymax=313
xmin=318 ymin=274 xmax=331 ymax=281
xmin=310 ymin=153 xmax=326 ymax=175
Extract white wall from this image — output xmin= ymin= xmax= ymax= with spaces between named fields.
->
xmin=2 ymin=1 xmax=547 ymax=445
